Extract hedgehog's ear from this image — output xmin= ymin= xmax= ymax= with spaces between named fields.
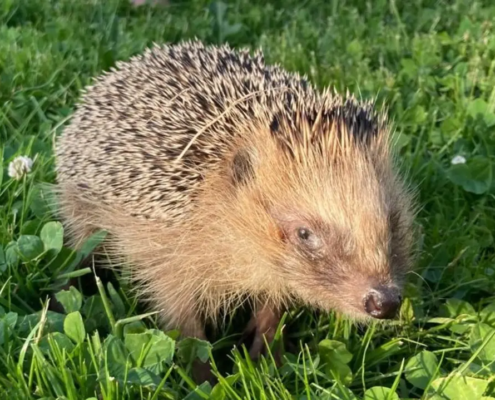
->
xmin=231 ymin=148 xmax=256 ymax=187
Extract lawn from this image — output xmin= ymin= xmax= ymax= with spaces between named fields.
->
xmin=1 ymin=0 xmax=495 ymax=399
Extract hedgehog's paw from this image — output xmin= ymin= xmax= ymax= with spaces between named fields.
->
xmin=247 ymin=329 xmax=283 ymax=367
xmin=241 ymin=303 xmax=283 ymax=366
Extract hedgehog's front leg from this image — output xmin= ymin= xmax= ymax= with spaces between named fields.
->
xmin=176 ymin=313 xmax=216 ymax=385
xmin=158 ymin=293 xmax=214 ymax=384
xmin=243 ymin=302 xmax=282 ymax=365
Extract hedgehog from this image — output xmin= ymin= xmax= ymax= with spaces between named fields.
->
xmin=54 ymin=40 xmax=415 ymax=382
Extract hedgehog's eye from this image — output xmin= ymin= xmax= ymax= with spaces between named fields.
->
xmin=297 ymin=228 xmax=311 ymax=241
xmin=296 ymin=227 xmax=322 ymax=250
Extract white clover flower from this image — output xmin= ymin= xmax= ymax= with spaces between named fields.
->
xmin=451 ymin=155 xmax=466 ymax=165
xmin=8 ymin=155 xmax=34 ymax=180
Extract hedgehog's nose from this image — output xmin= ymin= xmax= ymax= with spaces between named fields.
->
xmin=364 ymin=286 xmax=401 ymax=319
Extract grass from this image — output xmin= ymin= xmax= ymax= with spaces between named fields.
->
xmin=1 ymin=0 xmax=495 ymax=398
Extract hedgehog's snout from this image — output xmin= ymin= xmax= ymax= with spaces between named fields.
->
xmin=363 ymin=285 xmax=401 ymax=319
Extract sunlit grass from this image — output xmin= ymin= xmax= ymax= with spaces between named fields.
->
xmin=1 ymin=0 xmax=495 ymax=398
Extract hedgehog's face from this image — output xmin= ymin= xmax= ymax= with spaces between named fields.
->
xmin=270 ymin=200 xmax=413 ymax=321
xmin=263 ymin=152 xmax=414 ymax=322
xmin=226 ymin=124 xmax=415 ymax=321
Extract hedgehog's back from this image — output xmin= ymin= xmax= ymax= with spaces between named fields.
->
xmin=55 ymin=41 xmax=315 ymax=223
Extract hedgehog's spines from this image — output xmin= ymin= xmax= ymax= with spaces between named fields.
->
xmin=55 ymin=40 xmax=413 ymax=332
